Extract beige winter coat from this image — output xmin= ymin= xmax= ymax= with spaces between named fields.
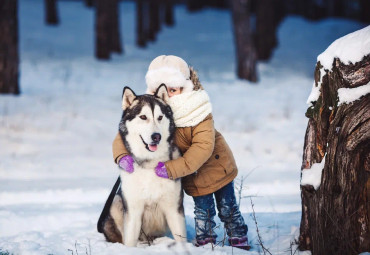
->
xmin=112 ymin=114 xmax=238 ymax=197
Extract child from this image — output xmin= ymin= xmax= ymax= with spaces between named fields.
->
xmin=113 ymin=55 xmax=250 ymax=250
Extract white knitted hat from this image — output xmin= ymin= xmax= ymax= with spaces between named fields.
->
xmin=145 ymin=55 xmax=195 ymax=94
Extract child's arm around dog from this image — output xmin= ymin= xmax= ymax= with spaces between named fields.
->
xmin=112 ymin=133 xmax=129 ymax=164
xmin=163 ymin=114 xmax=215 ymax=179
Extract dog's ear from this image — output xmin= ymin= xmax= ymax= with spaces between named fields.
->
xmin=122 ymin=86 xmax=137 ymax=110
xmin=155 ymin=84 xmax=169 ymax=103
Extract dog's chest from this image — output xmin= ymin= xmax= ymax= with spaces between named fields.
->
xmin=120 ymin=164 xmax=179 ymax=201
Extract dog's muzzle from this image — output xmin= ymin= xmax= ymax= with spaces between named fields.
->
xmin=140 ymin=133 xmax=161 ymax=152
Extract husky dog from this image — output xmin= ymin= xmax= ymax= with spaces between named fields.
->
xmin=97 ymin=85 xmax=186 ymax=247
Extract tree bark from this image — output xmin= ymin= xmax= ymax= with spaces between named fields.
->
xmin=230 ymin=0 xmax=257 ymax=82
xmin=299 ymin=55 xmax=370 ymax=255
xmin=44 ymin=0 xmax=59 ymax=25
xmin=0 ymin=0 xmax=19 ymax=95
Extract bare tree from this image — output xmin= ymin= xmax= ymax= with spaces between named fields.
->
xmin=0 ymin=0 xmax=19 ymax=94
xmin=299 ymin=55 xmax=370 ymax=254
xmin=230 ymin=0 xmax=257 ymax=82
xmin=44 ymin=0 xmax=59 ymax=25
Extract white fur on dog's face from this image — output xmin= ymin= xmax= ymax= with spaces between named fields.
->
xmin=125 ymin=103 xmax=171 ymax=161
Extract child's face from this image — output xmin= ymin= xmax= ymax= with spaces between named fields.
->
xmin=167 ymin=87 xmax=182 ymax=97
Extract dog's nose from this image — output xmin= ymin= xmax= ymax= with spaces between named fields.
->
xmin=151 ymin=133 xmax=161 ymax=143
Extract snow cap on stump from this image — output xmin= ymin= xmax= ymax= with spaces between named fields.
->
xmin=307 ymin=25 xmax=370 ymax=106
xmin=317 ymin=25 xmax=370 ymax=71
xmin=145 ymin=55 xmax=195 ymax=94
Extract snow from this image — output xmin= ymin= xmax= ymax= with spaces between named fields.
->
xmin=301 ymin=155 xmax=326 ymax=190
xmin=307 ymin=25 xmax=370 ymax=107
xmin=318 ymin=25 xmax=370 ymax=71
xmin=306 ymin=66 xmax=327 ymax=106
xmin=338 ymin=81 xmax=370 ymax=105
xmin=0 ymin=0 xmax=367 ymax=254
xmin=306 ymin=82 xmax=320 ymax=105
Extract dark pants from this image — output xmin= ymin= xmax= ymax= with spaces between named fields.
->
xmin=193 ymin=181 xmax=248 ymax=240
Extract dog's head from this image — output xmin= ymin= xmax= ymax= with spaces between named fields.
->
xmin=119 ymin=85 xmax=176 ymax=161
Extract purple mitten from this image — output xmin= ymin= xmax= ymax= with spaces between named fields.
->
xmin=118 ymin=155 xmax=134 ymax=173
xmin=155 ymin=162 xmax=169 ymax=179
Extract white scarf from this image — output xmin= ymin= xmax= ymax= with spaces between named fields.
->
xmin=168 ymin=90 xmax=212 ymax=127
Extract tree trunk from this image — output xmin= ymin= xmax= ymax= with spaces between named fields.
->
xmin=164 ymin=0 xmax=174 ymax=26
xmin=300 ymin=0 xmax=318 ymax=20
xmin=95 ymin=0 xmax=110 ymax=59
xmin=148 ymin=0 xmax=161 ymax=41
xmin=210 ymin=0 xmax=228 ymax=8
xmin=95 ymin=0 xmax=122 ymax=59
xmin=0 ymin=0 xmax=19 ymax=95
xmin=108 ymin=0 xmax=123 ymax=54
xmin=332 ymin=0 xmax=345 ymax=17
xmin=136 ymin=0 xmax=147 ymax=47
xmin=255 ymin=0 xmax=278 ymax=60
xmin=299 ymin=55 xmax=370 ymax=254
xmin=44 ymin=0 xmax=59 ymax=25
xmin=230 ymin=0 xmax=257 ymax=82
xmin=326 ymin=0 xmax=336 ymax=16
xmin=360 ymin=0 xmax=370 ymax=23
xmin=85 ymin=0 xmax=94 ymax=8
xmin=186 ymin=0 xmax=203 ymax=12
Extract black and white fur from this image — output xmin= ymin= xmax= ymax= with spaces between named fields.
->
xmin=98 ymin=85 xmax=186 ymax=247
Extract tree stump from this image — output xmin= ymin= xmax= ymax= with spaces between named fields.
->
xmin=299 ymin=28 xmax=370 ymax=255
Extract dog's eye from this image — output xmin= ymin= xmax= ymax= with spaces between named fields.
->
xmin=158 ymin=116 xmax=163 ymax=121
xmin=140 ymin=115 xmax=147 ymax=120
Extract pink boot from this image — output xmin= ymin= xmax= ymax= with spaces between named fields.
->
xmin=229 ymin=236 xmax=251 ymax=250
xmin=195 ymin=237 xmax=216 ymax=247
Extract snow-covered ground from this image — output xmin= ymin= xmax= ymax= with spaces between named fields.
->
xmin=0 ymin=0 xmax=366 ymax=254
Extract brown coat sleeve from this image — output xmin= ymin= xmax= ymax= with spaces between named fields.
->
xmin=165 ymin=116 xmax=216 ymax=179
xmin=112 ymin=132 xmax=130 ymax=164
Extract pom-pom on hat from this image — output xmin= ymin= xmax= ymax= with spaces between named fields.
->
xmin=145 ymin=55 xmax=195 ymax=94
